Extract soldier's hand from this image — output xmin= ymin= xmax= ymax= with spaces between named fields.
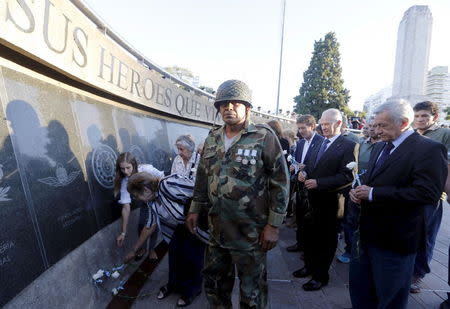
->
xmin=186 ymin=213 xmax=199 ymax=234
xmin=289 ymin=165 xmax=295 ymax=173
xmin=259 ymin=224 xmax=279 ymax=251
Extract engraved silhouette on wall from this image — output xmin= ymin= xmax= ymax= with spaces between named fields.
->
xmin=0 ymin=102 xmax=45 ymax=307
xmin=6 ymin=101 xmax=95 ymax=266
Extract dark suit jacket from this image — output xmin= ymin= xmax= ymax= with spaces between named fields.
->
xmin=304 ymin=135 xmax=357 ymax=219
xmin=360 ymin=132 xmax=447 ymax=254
xmin=293 ymin=134 xmax=324 ymax=164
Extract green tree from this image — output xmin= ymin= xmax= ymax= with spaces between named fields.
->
xmin=294 ymin=32 xmax=350 ymax=119
xmin=199 ymin=85 xmax=215 ymax=94
xmin=445 ymin=107 xmax=450 ymax=120
xmin=164 ymin=66 xmax=194 ymax=83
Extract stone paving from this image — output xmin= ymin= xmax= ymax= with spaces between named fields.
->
xmin=129 ymin=205 xmax=450 ymax=309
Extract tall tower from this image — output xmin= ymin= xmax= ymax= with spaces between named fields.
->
xmin=426 ymin=66 xmax=450 ymax=123
xmin=391 ymin=6 xmax=432 ymax=105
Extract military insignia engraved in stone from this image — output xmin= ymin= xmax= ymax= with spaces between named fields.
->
xmin=38 ymin=163 xmax=81 ymax=187
xmin=92 ymin=144 xmax=117 ymax=189
xmin=0 ymin=186 xmax=11 ymax=202
xmin=0 ymin=164 xmax=11 ymax=201
xmin=129 ymin=145 xmax=145 ymax=164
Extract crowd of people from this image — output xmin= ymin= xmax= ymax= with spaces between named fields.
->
xmin=112 ymin=78 xmax=450 ymax=309
xmin=286 ymin=100 xmax=449 ymax=308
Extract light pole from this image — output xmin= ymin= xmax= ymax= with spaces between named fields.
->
xmin=275 ymin=0 xmax=286 ymax=115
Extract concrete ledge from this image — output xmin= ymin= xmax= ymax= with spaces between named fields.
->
xmin=4 ymin=209 xmax=142 ymax=309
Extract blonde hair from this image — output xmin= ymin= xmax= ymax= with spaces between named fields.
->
xmin=283 ymin=130 xmax=297 ymax=146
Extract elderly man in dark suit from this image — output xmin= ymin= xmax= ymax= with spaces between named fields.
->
xmin=349 ymin=99 xmax=447 ymax=309
xmin=286 ymin=114 xmax=324 ymax=253
xmin=292 ymin=108 xmax=358 ymax=291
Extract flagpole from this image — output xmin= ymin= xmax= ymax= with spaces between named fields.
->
xmin=275 ymin=0 xmax=286 ymax=116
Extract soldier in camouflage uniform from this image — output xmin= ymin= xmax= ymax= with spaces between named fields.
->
xmin=186 ymin=80 xmax=289 ymax=308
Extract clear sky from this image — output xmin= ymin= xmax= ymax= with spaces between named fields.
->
xmin=83 ymin=0 xmax=450 ymax=114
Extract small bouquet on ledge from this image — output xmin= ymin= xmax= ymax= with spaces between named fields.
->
xmin=91 ymin=264 xmax=126 ymax=296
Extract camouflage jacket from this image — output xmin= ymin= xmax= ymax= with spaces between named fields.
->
xmin=190 ymin=120 xmax=289 ymax=250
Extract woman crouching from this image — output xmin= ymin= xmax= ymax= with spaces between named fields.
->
xmin=125 ymin=172 xmax=207 ymax=307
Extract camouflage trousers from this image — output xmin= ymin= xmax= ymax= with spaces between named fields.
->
xmin=203 ymin=245 xmax=268 ymax=309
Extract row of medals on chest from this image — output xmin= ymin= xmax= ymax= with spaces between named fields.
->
xmin=235 ymin=149 xmax=257 ymax=165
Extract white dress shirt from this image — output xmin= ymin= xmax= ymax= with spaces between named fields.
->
xmin=300 ymin=133 xmax=316 ymax=163
xmin=170 ymin=152 xmax=200 ymax=179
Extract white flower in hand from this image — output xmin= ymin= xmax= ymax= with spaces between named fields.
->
xmin=346 ymin=162 xmax=357 ymax=171
xmin=112 ymin=288 xmax=118 ymax=295
xmin=346 ymin=161 xmax=363 ymax=187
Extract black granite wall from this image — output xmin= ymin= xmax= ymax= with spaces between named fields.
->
xmin=0 ymin=66 xmax=209 ymax=306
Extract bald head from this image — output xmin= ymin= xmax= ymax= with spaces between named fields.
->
xmin=321 ymin=108 xmax=342 ymax=122
xmin=319 ymin=108 xmax=343 ymax=138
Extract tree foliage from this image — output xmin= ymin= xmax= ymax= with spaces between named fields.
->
xmin=164 ymin=66 xmax=194 ymax=83
xmin=444 ymin=107 xmax=450 ymax=120
xmin=165 ymin=66 xmax=215 ymax=93
xmin=294 ymin=32 xmax=350 ymax=119
xmin=199 ymin=85 xmax=215 ymax=94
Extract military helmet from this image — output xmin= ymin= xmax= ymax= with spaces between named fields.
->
xmin=214 ymin=79 xmax=252 ymax=109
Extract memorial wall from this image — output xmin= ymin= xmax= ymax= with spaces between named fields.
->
xmin=0 ymin=1 xmax=216 ymax=305
xmin=0 ymin=59 xmax=210 ymax=307
xmin=0 ymin=1 xmax=294 ymax=307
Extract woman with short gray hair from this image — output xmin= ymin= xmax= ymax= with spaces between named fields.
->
xmin=171 ymin=135 xmax=200 ymax=180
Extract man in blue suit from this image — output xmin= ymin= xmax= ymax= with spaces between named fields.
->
xmin=349 ymin=99 xmax=447 ymax=309
xmin=286 ymin=115 xmax=324 ymax=253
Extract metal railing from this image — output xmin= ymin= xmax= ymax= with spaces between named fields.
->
xmin=251 ymin=110 xmax=296 ymax=123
